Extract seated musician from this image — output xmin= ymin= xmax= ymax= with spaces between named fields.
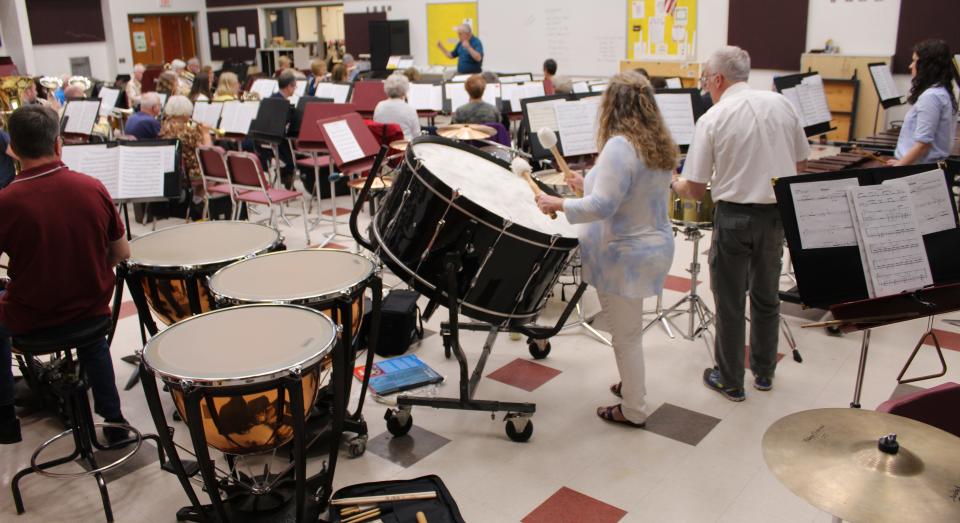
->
xmin=306 ymin=59 xmax=328 ymax=96
xmin=126 ymin=63 xmax=145 ymax=108
xmin=889 ymin=39 xmax=957 ymax=166
xmin=187 ymin=57 xmax=202 ymax=76
xmin=123 ymin=92 xmax=162 ymax=140
xmin=262 ymin=71 xmax=297 ymax=190
xmin=275 ymin=55 xmax=293 ymax=78
xmin=19 ymin=81 xmax=52 ymax=108
xmin=156 ymin=71 xmax=179 ymax=99
xmin=159 ymin=96 xmax=212 ymax=218
xmin=170 ymin=59 xmax=192 ymax=95
xmin=212 ymin=72 xmax=241 ymax=102
xmin=452 ymin=74 xmax=500 ymax=124
xmin=552 ymin=75 xmax=574 ymax=95
xmin=330 ymin=64 xmax=348 ymax=83
xmin=63 ymin=83 xmax=87 ymax=100
xmin=188 ymin=70 xmax=214 ymax=103
xmin=373 ymin=73 xmax=421 ymax=140
xmin=0 ymin=106 xmax=131 ymax=444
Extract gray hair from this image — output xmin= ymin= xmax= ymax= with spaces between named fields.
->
xmin=456 ymin=24 xmax=472 ymax=35
xmin=343 ymin=53 xmax=355 ymax=65
xmin=706 ymin=46 xmax=750 ymax=83
xmin=170 ymin=59 xmax=186 ymax=71
xmin=383 ymin=73 xmax=410 ymax=99
xmin=140 ymin=92 xmax=161 ymax=110
xmin=133 ymin=63 xmax=146 ymax=73
xmin=187 ymin=57 xmax=200 ymax=66
xmin=552 ymin=75 xmax=573 ymax=94
xmin=164 ymin=95 xmax=193 ymax=118
xmin=481 ymin=71 xmax=498 ymax=84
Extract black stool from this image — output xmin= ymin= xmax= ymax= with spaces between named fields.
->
xmin=10 ymin=316 xmax=164 ymax=523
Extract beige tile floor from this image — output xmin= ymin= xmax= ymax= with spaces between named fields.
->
xmin=1 ymin=190 xmax=957 ymax=523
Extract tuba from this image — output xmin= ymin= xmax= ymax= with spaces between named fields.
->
xmin=0 ymin=76 xmax=35 ymax=128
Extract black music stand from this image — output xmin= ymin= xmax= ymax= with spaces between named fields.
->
xmin=773 ymin=72 xmax=834 ymax=138
xmin=773 ymin=161 xmax=960 ymax=407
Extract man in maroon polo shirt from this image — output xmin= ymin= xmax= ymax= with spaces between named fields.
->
xmin=0 ymin=105 xmax=131 ymax=444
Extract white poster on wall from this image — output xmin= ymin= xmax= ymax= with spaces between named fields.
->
xmin=237 ymin=26 xmax=247 ymax=45
xmin=248 ymin=35 xmax=257 ymax=48
xmin=133 ymin=32 xmax=147 ymax=52
xmin=212 ymin=32 xmax=220 ymax=46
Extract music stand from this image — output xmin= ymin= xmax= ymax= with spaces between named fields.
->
xmin=349 ymin=80 xmax=387 ymax=118
xmin=248 ymin=97 xmax=292 ymax=187
xmin=868 ymin=62 xmax=904 ymax=135
xmin=773 ymin=161 xmax=960 ymax=407
xmin=773 ymin=72 xmax=835 ymax=138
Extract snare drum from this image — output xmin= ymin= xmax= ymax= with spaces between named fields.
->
xmin=208 ymin=249 xmax=375 ymax=337
xmin=372 ymin=136 xmax=579 ymax=325
xmin=669 ymin=188 xmax=715 ymax=228
xmin=127 ymin=222 xmax=282 ymax=325
xmin=142 ymin=304 xmax=336 ymax=455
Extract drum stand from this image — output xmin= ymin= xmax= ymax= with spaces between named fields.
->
xmin=555 ymin=260 xmax=612 ymax=347
xmin=383 ymin=253 xmax=588 ymax=443
xmin=650 ymin=226 xmax=716 ymax=360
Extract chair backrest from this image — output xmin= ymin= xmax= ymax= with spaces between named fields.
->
xmin=198 ymin=145 xmax=229 ymax=182
xmin=225 ymin=151 xmax=269 ymax=191
xmin=876 ymin=382 xmax=960 ymax=437
xmin=363 ymin=120 xmax=404 ymax=147
xmin=482 ymin=121 xmax=511 ymax=147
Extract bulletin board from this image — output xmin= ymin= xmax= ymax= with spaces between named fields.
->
xmin=207 ymin=9 xmax=260 ymax=62
xmin=427 ymin=2 xmax=479 ymax=66
xmin=626 ymin=0 xmax=697 ymax=60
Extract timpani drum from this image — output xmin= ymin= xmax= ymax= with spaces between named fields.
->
xmin=532 ymin=169 xmax=576 ymax=197
xmin=208 ymin=249 xmax=376 ymax=337
xmin=669 ymin=187 xmax=715 ymax=228
xmin=372 ymin=136 xmax=579 ymax=325
xmin=126 ymin=222 xmax=282 ymax=325
xmin=142 ymin=304 xmax=336 ymax=455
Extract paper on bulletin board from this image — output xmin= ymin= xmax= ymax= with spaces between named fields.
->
xmin=237 ymin=26 xmax=247 ymax=45
xmin=229 ymin=33 xmax=238 ymax=47
xmin=426 ymin=2 xmax=478 ymax=66
xmin=133 ymin=32 xmax=148 ymax=52
xmin=212 ymin=32 xmax=220 ymax=47
xmin=220 ymin=29 xmax=230 ymax=48
xmin=627 ymin=0 xmax=697 ymax=60
xmin=248 ymin=35 xmax=257 ymax=48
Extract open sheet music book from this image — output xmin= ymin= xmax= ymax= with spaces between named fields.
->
xmin=219 ymin=101 xmax=260 ymax=134
xmin=868 ymin=63 xmax=903 ymax=107
xmin=655 ymin=93 xmax=696 ymax=146
xmin=192 ymin=101 xmax=224 ymax=128
xmin=314 ymin=83 xmax=351 ymax=104
xmin=98 ymin=87 xmax=120 ymax=116
xmin=553 ymin=97 xmax=600 ymax=156
xmin=249 ymin=78 xmax=278 ymax=100
xmin=408 ymin=84 xmax=443 ymax=111
xmin=60 ymin=141 xmax=176 ymax=200
xmin=665 ymin=77 xmax=683 ymax=88
xmin=780 ymin=74 xmax=832 ymax=129
xmin=500 ymin=82 xmax=545 ymax=112
xmin=61 ymin=100 xmax=102 ymax=135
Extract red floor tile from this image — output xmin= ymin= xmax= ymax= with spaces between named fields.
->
xmin=486 ymin=358 xmax=561 ymax=392
xmin=925 ymin=329 xmax=960 ymax=353
xmin=117 ymin=300 xmax=138 ymax=320
xmin=522 ymin=487 xmax=626 ymax=523
xmin=309 ymin=242 xmax=349 ymax=250
xmin=664 ymin=274 xmax=700 ymax=293
xmin=744 ymin=345 xmax=785 ymax=370
xmin=321 ymin=207 xmax=352 ymax=216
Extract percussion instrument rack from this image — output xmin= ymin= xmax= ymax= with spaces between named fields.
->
xmin=350 ymin=149 xmax=590 ymax=442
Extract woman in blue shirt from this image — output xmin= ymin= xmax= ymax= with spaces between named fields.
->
xmin=890 ymin=39 xmax=957 ymax=166
xmin=536 ymin=72 xmax=677 ymax=427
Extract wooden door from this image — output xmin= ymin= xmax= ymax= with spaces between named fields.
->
xmin=160 ymin=15 xmax=196 ymax=63
xmin=129 ymin=14 xmax=197 ymax=66
xmin=129 ymin=15 xmax=163 ymax=66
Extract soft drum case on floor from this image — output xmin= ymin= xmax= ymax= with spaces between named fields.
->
xmin=330 ymin=475 xmax=465 ymax=523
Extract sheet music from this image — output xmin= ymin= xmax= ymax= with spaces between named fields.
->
xmin=869 ymin=64 xmax=901 ymax=102
xmin=397 ymin=58 xmax=414 ymax=69
xmin=882 ymin=169 xmax=957 ymax=235
xmin=500 ymin=74 xmax=533 ymax=83
xmin=294 ymin=80 xmax=307 ymax=97
xmin=118 ymin=146 xmax=165 ymax=199
xmin=655 ymin=93 xmax=696 ymax=146
xmin=451 ymin=74 xmax=471 ymax=82
xmin=314 ymin=83 xmax=350 ymax=103
xmin=791 ymin=178 xmax=860 ymax=249
xmin=160 ymin=145 xmax=177 ymax=173
xmin=323 ymin=120 xmax=364 ymax=164
xmin=526 ymin=98 xmax=566 ymax=133
xmin=848 ymin=183 xmax=933 ymax=297
xmin=408 ymin=84 xmax=443 ymax=111
xmin=98 ymin=87 xmax=120 ymax=116
xmin=665 ymin=77 xmax=683 ymax=88
xmin=445 ymin=83 xmax=469 ymax=112
xmin=798 ymin=75 xmax=832 ymax=126
xmin=500 ymin=82 xmax=545 ymax=112
xmin=192 ymin=101 xmax=223 ymax=128
xmin=572 ymin=82 xmax=590 ymax=94
xmin=62 ymin=144 xmax=120 ymax=197
xmin=386 ymin=56 xmax=402 ymax=69
xmin=220 ymin=101 xmax=259 ymax=134
xmin=589 ymin=83 xmax=608 ymax=92
xmin=158 ymin=93 xmax=168 ymax=107
xmin=62 ymin=100 xmax=101 ymax=134
xmin=250 ymin=78 xmax=278 ymax=100
xmin=554 ymin=98 xmax=600 ymax=156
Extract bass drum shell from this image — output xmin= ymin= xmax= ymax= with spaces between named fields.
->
xmin=372 ymin=136 xmax=578 ymax=325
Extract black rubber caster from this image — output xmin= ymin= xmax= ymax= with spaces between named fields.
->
xmin=527 ymin=338 xmax=551 ymax=359
xmin=384 ymin=408 xmax=413 ymax=437
xmin=505 ymin=418 xmax=533 ymax=442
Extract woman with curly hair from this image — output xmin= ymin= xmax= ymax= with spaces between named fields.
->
xmin=535 ymin=71 xmax=677 ymax=427
xmin=890 ymin=39 xmax=957 ymax=166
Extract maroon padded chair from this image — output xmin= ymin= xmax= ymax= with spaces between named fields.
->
xmin=196 ymin=145 xmax=236 ymax=220
xmin=876 ymin=382 xmax=960 ymax=437
xmin=226 ymin=151 xmax=310 ymax=244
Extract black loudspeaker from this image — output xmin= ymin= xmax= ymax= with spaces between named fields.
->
xmin=369 ymin=20 xmax=410 ymax=71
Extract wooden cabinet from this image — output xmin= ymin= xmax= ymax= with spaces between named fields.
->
xmin=619 ymin=60 xmax=702 ymax=88
xmin=800 ymin=54 xmax=892 ymax=140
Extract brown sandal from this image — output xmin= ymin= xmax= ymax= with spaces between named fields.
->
xmin=596 ymin=404 xmax=645 ymax=428
xmin=610 ymin=382 xmax=622 ymax=398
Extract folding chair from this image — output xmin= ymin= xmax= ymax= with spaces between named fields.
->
xmin=225 ymin=151 xmax=310 ymax=244
xmin=196 ymin=145 xmax=236 ymax=220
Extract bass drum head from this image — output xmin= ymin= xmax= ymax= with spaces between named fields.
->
xmin=142 ymin=305 xmax=336 ymax=455
xmin=373 ymin=136 xmax=578 ymax=324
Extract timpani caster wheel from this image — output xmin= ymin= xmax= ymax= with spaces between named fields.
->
xmin=347 ymin=436 xmax=367 ymax=458
xmin=505 ymin=416 xmax=534 ymax=443
xmin=527 ymin=338 xmax=551 ymax=359
xmin=384 ymin=408 xmax=413 ymax=437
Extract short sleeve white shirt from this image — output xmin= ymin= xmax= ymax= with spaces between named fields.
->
xmin=681 ymin=82 xmax=809 ymax=204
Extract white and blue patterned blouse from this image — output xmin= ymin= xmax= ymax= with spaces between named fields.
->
xmin=563 ymin=136 xmax=675 ymax=299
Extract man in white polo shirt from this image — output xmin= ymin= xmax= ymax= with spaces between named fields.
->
xmin=671 ymin=46 xmax=808 ymax=401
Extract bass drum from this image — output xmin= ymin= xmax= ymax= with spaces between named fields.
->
xmin=371 ymin=136 xmax=579 ymax=326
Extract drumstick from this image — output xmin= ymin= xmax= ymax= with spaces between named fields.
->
xmin=511 ymin=157 xmax=557 ymax=219
xmin=416 ymin=512 xmax=428 ymax=523
xmin=330 ymin=492 xmax=437 ymax=506
xmin=537 ymin=127 xmax=583 ymax=197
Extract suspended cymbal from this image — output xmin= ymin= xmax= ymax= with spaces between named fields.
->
xmin=347 ymin=176 xmax=393 ymax=190
xmin=388 ymin=140 xmax=409 ymax=151
xmin=436 ymin=124 xmax=496 ymax=141
xmin=762 ymin=408 xmax=960 ymax=523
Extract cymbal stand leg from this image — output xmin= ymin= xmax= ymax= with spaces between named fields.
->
xmin=850 ymin=329 xmax=871 ymax=409
xmin=642 ymin=294 xmax=676 ymax=338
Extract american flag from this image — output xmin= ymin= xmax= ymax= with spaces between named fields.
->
xmin=665 ymin=0 xmax=678 ymax=16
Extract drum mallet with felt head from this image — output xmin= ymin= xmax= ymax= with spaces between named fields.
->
xmin=537 ymin=128 xmax=582 ymax=196
xmin=511 ymin=157 xmax=557 ymax=219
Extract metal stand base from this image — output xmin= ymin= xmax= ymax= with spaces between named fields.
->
xmin=559 ymin=303 xmax=612 ymax=346
xmin=642 ymin=294 xmax=676 ymax=338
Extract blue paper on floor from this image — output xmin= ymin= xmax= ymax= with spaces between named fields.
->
xmin=354 ymin=354 xmax=443 ymax=396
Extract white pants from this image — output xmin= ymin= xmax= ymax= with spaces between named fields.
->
xmin=596 ymin=292 xmax=648 ymax=424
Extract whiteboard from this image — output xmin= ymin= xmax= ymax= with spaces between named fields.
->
xmin=478 ymin=0 xmax=626 ymax=77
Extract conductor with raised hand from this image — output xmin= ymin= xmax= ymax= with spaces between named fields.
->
xmin=437 ymin=24 xmax=484 ymax=74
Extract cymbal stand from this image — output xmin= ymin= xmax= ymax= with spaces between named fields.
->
xmin=556 ymin=252 xmax=612 ymax=346
xmin=642 ymin=294 xmax=676 ymax=338
xmin=652 ymin=225 xmax=716 ymax=362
